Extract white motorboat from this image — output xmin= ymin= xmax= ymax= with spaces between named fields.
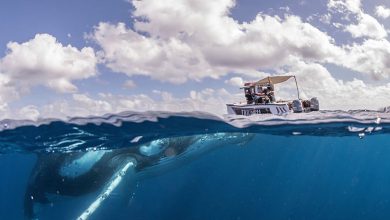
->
xmin=226 ymin=75 xmax=319 ymax=116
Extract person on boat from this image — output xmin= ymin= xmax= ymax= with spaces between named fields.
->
xmin=266 ymin=84 xmax=275 ymax=102
xmin=245 ymin=88 xmax=254 ymax=104
xmin=253 ymin=87 xmax=267 ymax=104
xmin=253 ymin=93 xmax=263 ymax=104
xmin=260 ymin=87 xmax=271 ymax=104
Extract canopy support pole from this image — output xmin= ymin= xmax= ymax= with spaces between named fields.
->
xmin=293 ymin=76 xmax=300 ymax=99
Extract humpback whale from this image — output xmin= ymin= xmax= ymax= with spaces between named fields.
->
xmin=24 ymin=133 xmax=253 ymax=219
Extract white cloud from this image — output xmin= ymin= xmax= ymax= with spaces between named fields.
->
xmin=90 ymin=22 xmax=218 ymax=84
xmin=375 ymin=5 xmax=390 ymax=19
xmin=89 ymin=0 xmax=340 ymax=84
xmin=208 ymin=14 xmax=340 ymax=67
xmin=0 ymin=34 xmax=98 ymax=93
xmin=71 ymin=93 xmax=113 ymax=115
xmin=5 ymin=67 xmax=388 ymax=120
xmin=32 ymin=88 xmax=241 ymax=119
xmin=321 ymin=1 xmax=390 ymax=80
xmin=279 ymin=60 xmax=390 ymax=110
xmin=18 ymin=105 xmax=40 ymax=121
xmin=320 ymin=13 xmax=332 ymax=24
xmin=225 ymin=77 xmax=244 ymax=87
xmin=90 ymin=0 xmax=390 ymax=85
xmin=123 ymin=80 xmax=137 ymax=89
xmin=340 ymin=39 xmax=390 ymax=80
xmin=332 ymin=22 xmax=343 ymax=28
xmin=328 ymin=0 xmax=387 ymax=39
xmin=328 ymin=0 xmax=362 ymax=14
xmin=0 ymin=73 xmax=19 ymax=103
xmin=345 ymin=13 xmax=387 ymax=39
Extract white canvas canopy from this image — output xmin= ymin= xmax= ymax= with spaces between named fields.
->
xmin=255 ymin=75 xmax=300 ymax=99
xmin=256 ymin=75 xmax=294 ymax=86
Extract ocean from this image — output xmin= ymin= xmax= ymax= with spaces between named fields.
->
xmin=0 ymin=110 xmax=389 ymax=220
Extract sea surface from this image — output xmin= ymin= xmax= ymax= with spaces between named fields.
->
xmin=1 ymin=110 xmax=390 ymax=220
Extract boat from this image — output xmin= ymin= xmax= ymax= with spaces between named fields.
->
xmin=226 ymin=75 xmax=319 ymax=116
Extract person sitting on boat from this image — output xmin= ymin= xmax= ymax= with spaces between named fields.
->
xmin=261 ymin=87 xmax=271 ymax=104
xmin=253 ymin=91 xmax=267 ymax=104
xmin=245 ymin=89 xmax=254 ymax=104
xmin=266 ymin=85 xmax=275 ymax=102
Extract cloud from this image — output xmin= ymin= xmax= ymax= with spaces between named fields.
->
xmin=279 ymin=60 xmax=390 ymax=110
xmin=345 ymin=13 xmax=387 ymax=39
xmin=89 ymin=0 xmax=340 ymax=84
xmin=6 ymin=67 xmax=389 ymax=120
xmin=328 ymin=0 xmax=362 ymax=14
xmin=90 ymin=0 xmax=390 ymax=83
xmin=123 ymin=80 xmax=137 ymax=89
xmin=225 ymin=77 xmax=244 ymax=87
xmin=328 ymin=0 xmax=387 ymax=39
xmin=323 ymin=0 xmax=390 ymax=80
xmin=18 ymin=105 xmax=40 ymax=121
xmin=90 ymin=22 xmax=217 ymax=84
xmin=0 ymin=73 xmax=19 ymax=103
xmin=72 ymin=93 xmax=113 ymax=113
xmin=32 ymin=88 xmax=241 ymax=119
xmin=320 ymin=13 xmax=332 ymax=24
xmin=0 ymin=34 xmax=98 ymax=93
xmin=340 ymin=39 xmax=390 ymax=80
xmin=376 ymin=5 xmax=390 ymax=19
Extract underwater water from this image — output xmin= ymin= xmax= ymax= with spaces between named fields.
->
xmin=0 ymin=110 xmax=390 ymax=220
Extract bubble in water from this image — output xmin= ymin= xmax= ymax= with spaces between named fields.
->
xmin=348 ymin=126 xmax=365 ymax=132
xmin=365 ymin=127 xmax=374 ymax=133
xmin=130 ymin=136 xmax=143 ymax=143
xmin=358 ymin=133 xmax=365 ymax=139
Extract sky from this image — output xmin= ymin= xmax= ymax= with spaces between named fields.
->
xmin=1 ymin=0 xmax=390 ymax=120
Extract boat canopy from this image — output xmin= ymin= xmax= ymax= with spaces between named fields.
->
xmin=240 ymin=75 xmax=300 ymax=99
xmin=255 ymin=75 xmax=300 ymax=99
xmin=255 ymin=75 xmax=294 ymax=86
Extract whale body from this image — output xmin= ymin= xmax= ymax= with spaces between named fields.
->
xmin=24 ymin=133 xmax=253 ymax=219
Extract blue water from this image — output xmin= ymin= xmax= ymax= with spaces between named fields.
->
xmin=0 ymin=111 xmax=390 ymax=220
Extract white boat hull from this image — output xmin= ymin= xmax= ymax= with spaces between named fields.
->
xmin=226 ymin=103 xmax=290 ymax=116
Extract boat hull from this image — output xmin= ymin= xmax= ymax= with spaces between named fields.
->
xmin=226 ymin=103 xmax=290 ymax=116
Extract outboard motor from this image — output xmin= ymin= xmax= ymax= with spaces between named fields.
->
xmin=292 ymin=99 xmax=303 ymax=113
xmin=310 ymin=97 xmax=319 ymax=111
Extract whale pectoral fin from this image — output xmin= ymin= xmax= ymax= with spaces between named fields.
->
xmin=77 ymin=159 xmax=137 ymax=220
